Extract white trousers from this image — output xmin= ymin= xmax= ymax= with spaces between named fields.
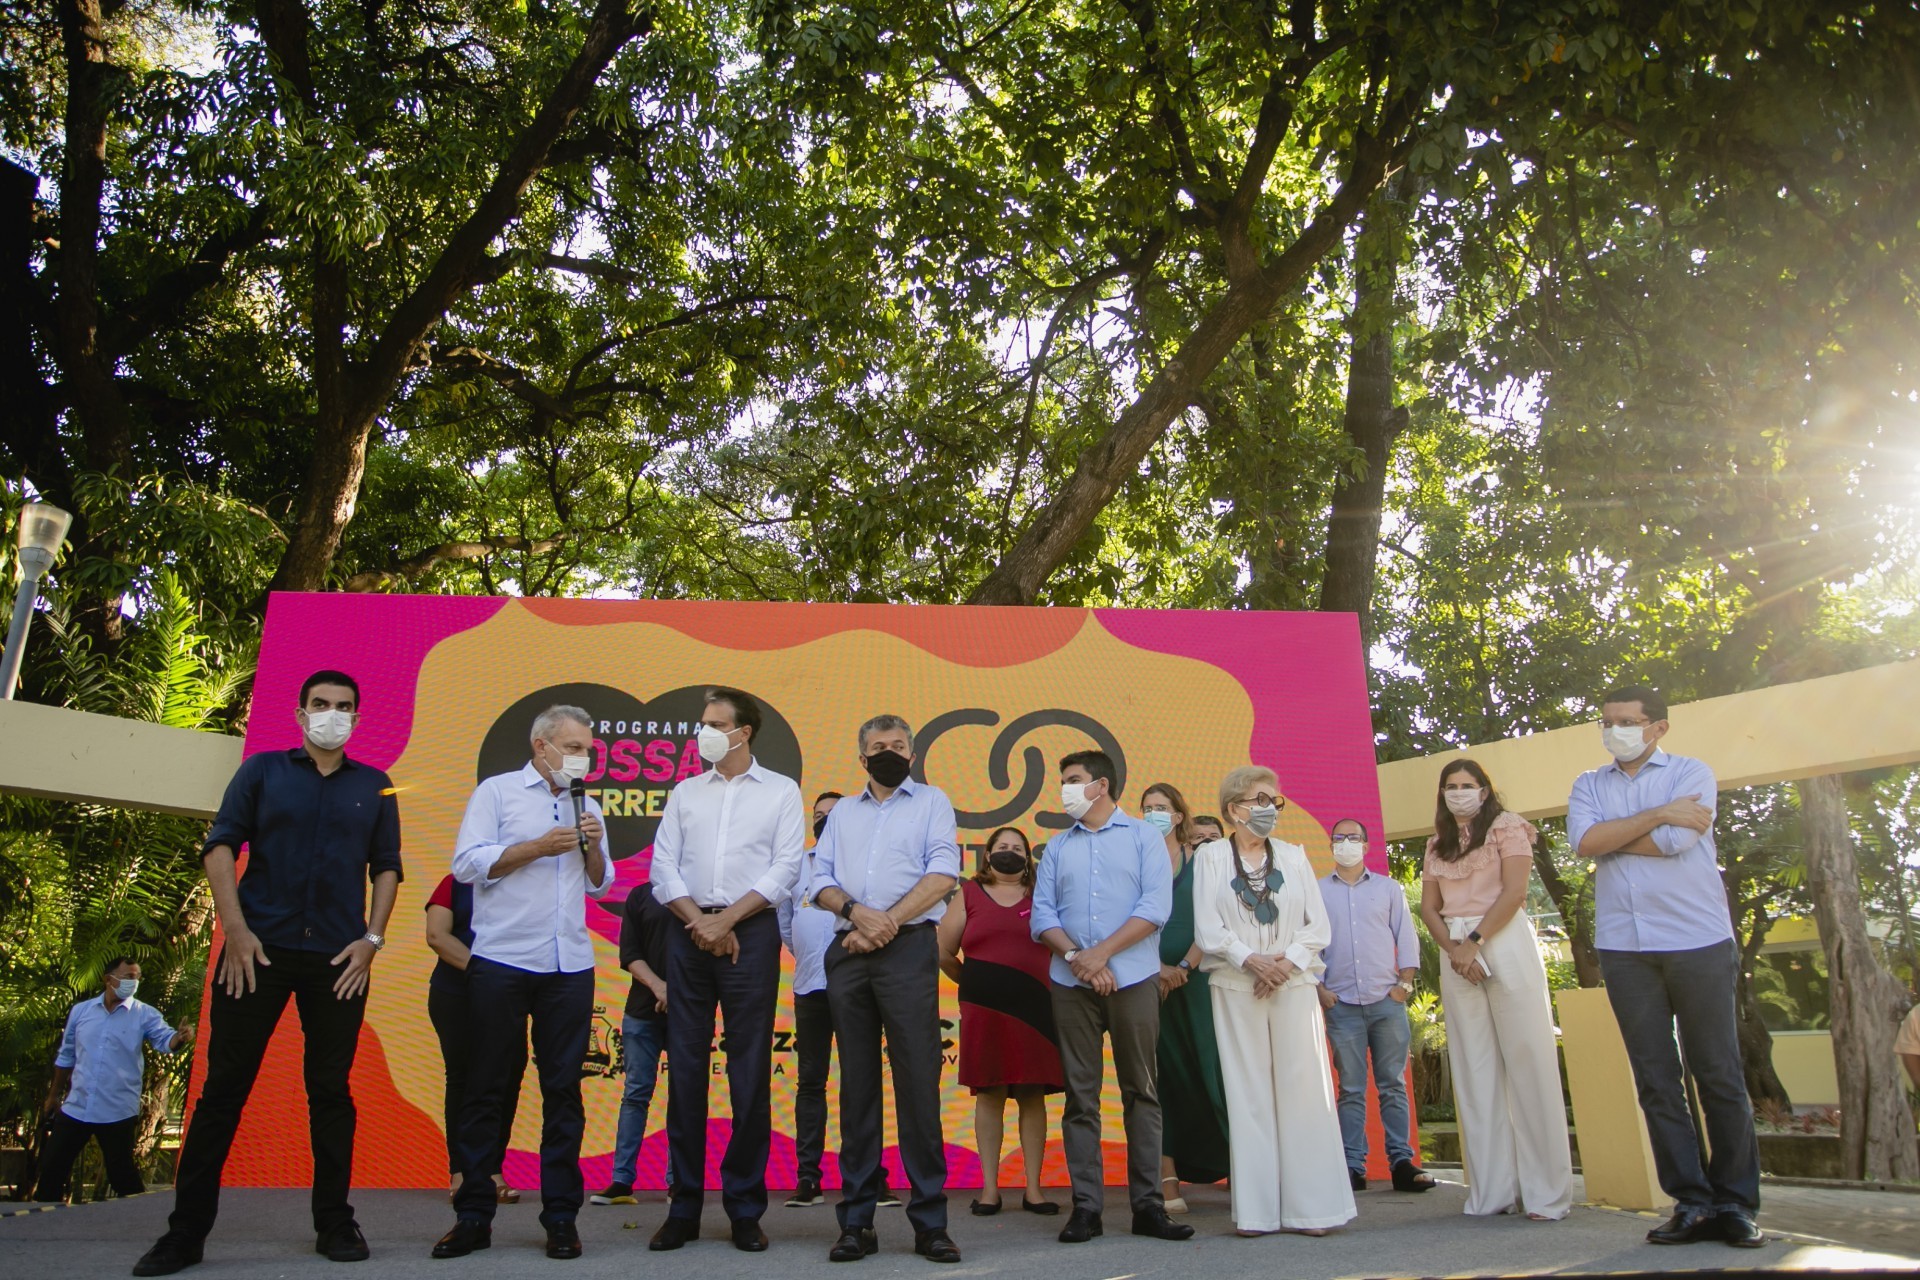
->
xmin=1211 ymin=982 xmax=1357 ymax=1231
xmin=1439 ymin=914 xmax=1574 ymax=1219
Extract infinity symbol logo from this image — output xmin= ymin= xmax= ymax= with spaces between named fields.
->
xmin=912 ymin=708 xmax=1128 ymax=830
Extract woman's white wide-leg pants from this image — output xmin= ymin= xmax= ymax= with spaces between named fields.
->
xmin=1211 ymin=982 xmax=1357 ymax=1232
xmin=1438 ymin=915 xmax=1574 ymax=1219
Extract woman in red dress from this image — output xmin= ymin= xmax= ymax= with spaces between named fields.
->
xmin=937 ymin=826 xmax=1066 ymax=1216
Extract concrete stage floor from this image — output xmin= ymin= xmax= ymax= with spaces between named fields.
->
xmin=4 ymin=1174 xmax=1918 ymax=1278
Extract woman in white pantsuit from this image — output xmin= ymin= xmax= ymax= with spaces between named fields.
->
xmin=1193 ymin=765 xmax=1357 ymax=1237
xmin=1420 ymin=759 xmax=1573 ymax=1221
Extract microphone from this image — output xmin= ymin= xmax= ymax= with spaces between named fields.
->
xmin=568 ymin=777 xmax=592 ymax=859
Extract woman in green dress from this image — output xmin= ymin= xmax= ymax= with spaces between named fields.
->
xmin=1143 ymin=782 xmax=1231 ymax=1213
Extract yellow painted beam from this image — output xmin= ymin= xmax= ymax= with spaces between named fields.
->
xmin=1557 ymin=986 xmax=1666 ymax=1211
xmin=1377 ymin=658 xmax=1920 ymax=842
xmin=0 ymin=699 xmax=241 ymax=818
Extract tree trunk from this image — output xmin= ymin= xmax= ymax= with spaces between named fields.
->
xmin=1530 ymin=842 xmax=1603 ymax=987
xmin=967 ymin=118 xmax=1407 ymax=606
xmin=1732 ymin=904 xmax=1792 ymax=1110
xmin=0 ymin=160 xmax=70 ymax=502
xmin=266 ymin=0 xmax=650 ymax=594
xmin=1799 ymin=771 xmax=1917 ymax=1180
xmin=1317 ymin=188 xmax=1409 ymax=636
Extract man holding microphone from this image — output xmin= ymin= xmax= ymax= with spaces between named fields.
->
xmin=432 ymin=705 xmax=612 ymax=1262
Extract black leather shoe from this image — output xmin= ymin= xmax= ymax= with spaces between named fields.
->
xmin=915 ymin=1230 xmax=962 ymax=1263
xmin=731 ymin=1218 xmax=770 ymax=1252
xmin=1349 ymin=1168 xmax=1367 ymax=1192
xmin=830 ymin=1228 xmax=879 ymax=1262
xmin=317 ymin=1222 xmax=370 ymax=1261
xmin=1057 ymin=1209 xmax=1102 ymax=1243
xmin=430 ymin=1220 xmax=491 ymax=1259
xmin=1647 ymin=1205 xmax=1720 ymax=1245
xmin=1720 ymin=1209 xmax=1765 ymax=1248
xmin=544 ymin=1219 xmax=582 ymax=1260
xmin=1131 ymin=1206 xmax=1195 ymax=1240
xmin=132 ymin=1233 xmax=204 ymax=1276
xmin=649 ymin=1217 xmax=700 ymax=1251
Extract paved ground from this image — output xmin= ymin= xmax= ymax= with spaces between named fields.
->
xmin=5 ymin=1174 xmax=1918 ymax=1279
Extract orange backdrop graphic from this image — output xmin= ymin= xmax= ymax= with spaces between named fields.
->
xmin=185 ymin=595 xmax=1400 ymax=1189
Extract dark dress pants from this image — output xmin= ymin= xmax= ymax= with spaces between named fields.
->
xmin=827 ymin=923 xmax=947 ymax=1235
xmin=169 ymin=946 xmax=365 ymax=1239
xmin=453 ymin=959 xmax=594 ymax=1227
xmin=793 ymin=989 xmax=833 ymax=1187
xmin=1601 ymin=940 xmax=1762 ymax=1212
xmin=665 ymin=910 xmax=781 ymax=1224
xmin=34 ymin=1111 xmax=145 ymax=1201
xmin=427 ymin=976 xmax=523 ymax=1178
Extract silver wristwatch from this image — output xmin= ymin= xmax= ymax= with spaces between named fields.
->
xmin=1063 ymin=949 xmax=1080 ymax=964
xmin=363 ymin=932 xmax=386 ymax=951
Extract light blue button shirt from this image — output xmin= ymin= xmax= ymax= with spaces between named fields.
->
xmin=55 ymin=995 xmax=179 ymax=1124
xmin=454 ymin=762 xmax=614 ymax=973
xmin=1320 ymin=869 xmax=1421 ymax=1005
xmin=813 ymin=779 xmax=962 ymax=926
xmin=778 ymin=852 xmax=839 ymax=996
xmin=1030 ymin=809 xmax=1172 ymax=990
xmin=1567 ymin=749 xmax=1734 ymax=952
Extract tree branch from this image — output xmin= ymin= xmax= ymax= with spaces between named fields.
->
xmin=343 ymin=534 xmax=568 ymax=592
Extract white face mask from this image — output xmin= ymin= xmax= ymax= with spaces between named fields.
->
xmin=544 ymin=745 xmax=591 ymax=782
xmin=1060 ymin=782 xmax=1096 ymax=819
xmin=1141 ymin=810 xmax=1175 ymax=835
xmin=1603 ymin=724 xmax=1649 ymax=762
xmin=1443 ymin=787 xmax=1485 ymax=817
xmin=302 ymin=709 xmax=353 ymax=751
xmin=1331 ymin=838 xmax=1366 ymax=867
xmin=111 ymin=976 xmax=139 ymax=1003
xmin=697 ymin=723 xmax=739 ymax=764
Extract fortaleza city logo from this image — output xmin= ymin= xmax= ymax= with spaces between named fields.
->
xmin=475 ymin=683 xmax=805 ymax=858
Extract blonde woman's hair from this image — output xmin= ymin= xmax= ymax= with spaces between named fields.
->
xmin=1218 ymin=765 xmax=1280 ymax=823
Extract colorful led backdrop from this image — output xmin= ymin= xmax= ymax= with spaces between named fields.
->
xmin=182 ymin=594 xmax=1389 ymax=1189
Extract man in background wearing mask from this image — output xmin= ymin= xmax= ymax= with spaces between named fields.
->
xmin=135 ymin=670 xmax=401 ymax=1276
xmin=1187 ymin=815 xmax=1225 ymax=852
xmin=778 ymin=790 xmax=898 ymax=1211
xmin=648 ymin=687 xmax=805 ymax=1254
xmin=779 ymin=790 xmax=842 ymax=1208
xmin=1567 ymin=684 xmax=1761 ymax=1250
xmin=1030 ymin=750 xmax=1188 ymax=1246
xmin=810 ymin=716 xmax=963 ymax=1265
xmin=36 ymin=956 xmax=193 ymax=1203
xmin=1317 ymin=819 xmax=1430 ymax=1194
xmin=433 ymin=704 xmax=611 ymax=1261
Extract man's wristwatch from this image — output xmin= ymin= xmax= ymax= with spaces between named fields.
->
xmin=363 ymin=932 xmax=386 ymax=951
xmin=838 ymin=899 xmax=858 ymax=921
xmin=1063 ymin=949 xmax=1080 ymax=964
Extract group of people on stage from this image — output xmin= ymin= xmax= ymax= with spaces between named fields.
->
xmin=24 ymin=668 xmax=1763 ymax=1274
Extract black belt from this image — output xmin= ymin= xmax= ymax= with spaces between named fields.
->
xmin=700 ymin=906 xmax=728 ymax=915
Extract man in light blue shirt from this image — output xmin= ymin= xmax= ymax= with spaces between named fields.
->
xmin=1567 ymin=684 xmax=1761 ymax=1250
xmin=35 ymin=956 xmax=191 ymax=1203
xmin=1029 ymin=749 xmax=1186 ymax=1245
xmin=1317 ymin=818 xmax=1429 ymax=1193
xmin=811 ymin=715 xmax=962 ymax=1264
xmin=435 ymin=704 xmax=611 ymax=1263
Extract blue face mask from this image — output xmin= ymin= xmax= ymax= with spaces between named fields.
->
xmin=1141 ymin=810 xmax=1175 ymax=835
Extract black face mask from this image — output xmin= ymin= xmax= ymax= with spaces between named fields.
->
xmin=812 ymin=813 xmax=829 ymax=840
xmin=862 ymin=748 xmax=913 ymax=788
xmin=988 ymin=849 xmax=1029 ymax=875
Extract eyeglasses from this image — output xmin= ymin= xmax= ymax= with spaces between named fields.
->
xmin=1231 ymin=793 xmax=1283 ymax=810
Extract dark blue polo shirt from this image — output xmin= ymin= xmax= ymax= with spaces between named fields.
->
xmin=203 ymin=748 xmax=405 ymax=953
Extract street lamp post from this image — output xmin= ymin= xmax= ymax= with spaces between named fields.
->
xmin=0 ymin=502 xmax=73 ymax=700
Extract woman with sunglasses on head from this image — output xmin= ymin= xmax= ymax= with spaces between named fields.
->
xmin=1141 ymin=783 xmax=1229 ymax=1215
xmin=938 ymin=826 xmax=1064 ymax=1216
xmin=1419 ymin=760 xmax=1572 ymax=1222
xmin=1192 ymin=766 xmax=1354 ymax=1237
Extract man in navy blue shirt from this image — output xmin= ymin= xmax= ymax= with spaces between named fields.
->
xmin=134 ymin=671 xmax=402 ymax=1276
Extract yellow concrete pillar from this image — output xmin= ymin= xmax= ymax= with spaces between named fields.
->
xmin=1557 ymin=985 xmax=1665 ymax=1211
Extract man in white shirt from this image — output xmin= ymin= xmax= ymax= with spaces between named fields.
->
xmin=647 ymin=687 xmax=806 ymax=1254
xmin=432 ymin=705 xmax=611 ymax=1262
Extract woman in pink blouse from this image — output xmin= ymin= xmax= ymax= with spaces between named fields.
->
xmin=1419 ymin=759 xmax=1572 ymax=1221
